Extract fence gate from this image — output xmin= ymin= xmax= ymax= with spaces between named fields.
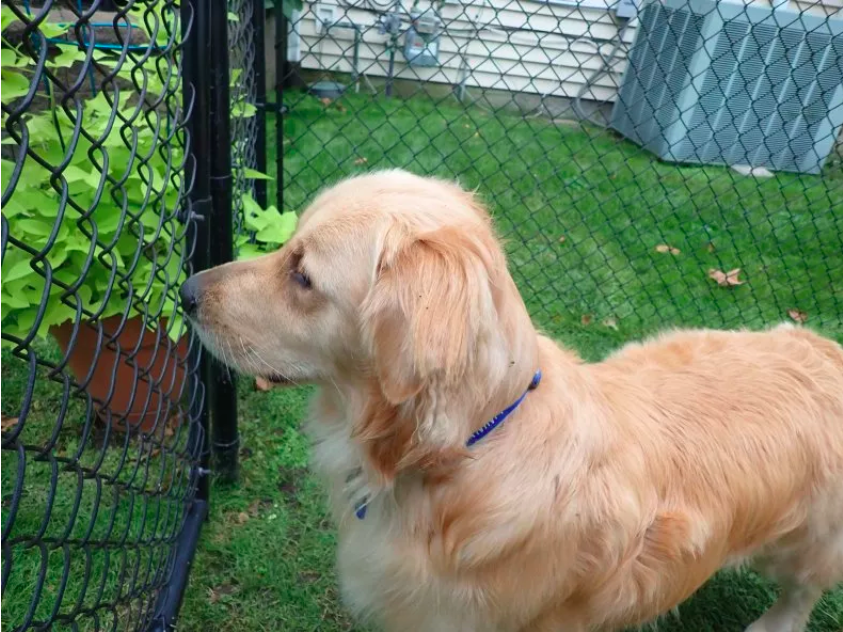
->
xmin=0 ymin=0 xmax=262 ymax=629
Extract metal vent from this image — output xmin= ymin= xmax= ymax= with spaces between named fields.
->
xmin=610 ymin=0 xmax=843 ymax=174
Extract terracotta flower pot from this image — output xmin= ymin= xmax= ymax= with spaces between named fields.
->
xmin=51 ymin=315 xmax=189 ymax=433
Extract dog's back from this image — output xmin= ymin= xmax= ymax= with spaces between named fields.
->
xmin=572 ymin=324 xmax=843 ymax=629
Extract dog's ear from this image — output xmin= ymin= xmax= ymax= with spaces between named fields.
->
xmin=362 ymin=225 xmax=499 ymax=405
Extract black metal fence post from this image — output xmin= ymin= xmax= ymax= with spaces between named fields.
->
xmin=208 ymin=0 xmax=240 ymax=483
xmin=182 ymin=0 xmax=213 ymax=508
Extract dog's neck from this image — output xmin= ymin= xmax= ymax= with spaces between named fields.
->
xmin=340 ymin=324 xmax=542 ymax=488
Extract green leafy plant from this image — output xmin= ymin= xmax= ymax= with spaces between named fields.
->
xmin=237 ymin=190 xmax=297 ymax=261
xmin=0 ymin=5 xmax=295 ymax=346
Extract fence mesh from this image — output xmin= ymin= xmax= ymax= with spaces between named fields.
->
xmin=1 ymin=2 xmax=206 ymax=630
xmin=229 ymin=0 xmax=262 ymax=243
xmin=277 ymin=0 xmax=843 ymax=339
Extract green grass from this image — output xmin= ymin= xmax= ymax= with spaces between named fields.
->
xmin=3 ymin=91 xmax=842 ymax=631
xmin=276 ymin=90 xmax=843 ymax=341
xmin=0 ymin=341 xmax=194 ymax=632
xmin=175 ymin=381 xmax=843 ymax=632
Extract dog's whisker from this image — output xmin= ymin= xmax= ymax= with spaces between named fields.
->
xmin=239 ymin=335 xmax=264 ymax=377
xmin=249 ymin=345 xmax=304 ymax=388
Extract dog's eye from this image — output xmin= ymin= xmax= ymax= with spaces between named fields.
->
xmin=292 ymin=270 xmax=312 ymax=289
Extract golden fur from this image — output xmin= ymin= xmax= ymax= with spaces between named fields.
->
xmin=185 ymin=170 xmax=843 ymax=632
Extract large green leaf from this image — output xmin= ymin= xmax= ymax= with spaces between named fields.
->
xmin=1 ymin=5 xmax=16 ymax=31
xmin=1 ymin=287 xmax=32 ymax=310
xmin=1 ymin=196 xmax=28 ymax=218
xmin=37 ymin=21 xmax=72 ymax=39
xmin=232 ymin=102 xmax=257 ymax=118
xmin=236 ymin=243 xmax=265 ymax=261
xmin=0 ymin=48 xmax=30 ymax=68
xmin=2 ymin=158 xmax=50 ymax=190
xmin=0 ymin=70 xmax=30 ymax=102
xmin=17 ymin=218 xmax=56 ymax=238
xmin=243 ymin=196 xmax=270 ymax=231
xmin=48 ymin=46 xmax=87 ymax=69
xmin=255 ymin=211 xmax=297 ymax=244
xmin=1 ymin=255 xmax=33 ymax=284
xmin=244 ymin=168 xmax=274 ymax=180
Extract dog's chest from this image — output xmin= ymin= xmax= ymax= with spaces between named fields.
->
xmin=305 ymin=400 xmax=463 ymax=624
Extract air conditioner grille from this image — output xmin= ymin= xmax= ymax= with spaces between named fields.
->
xmin=610 ymin=0 xmax=843 ymax=174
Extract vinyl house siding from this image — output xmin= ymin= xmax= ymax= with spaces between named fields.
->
xmin=283 ymin=0 xmax=841 ymax=104
xmin=290 ymin=0 xmax=634 ymax=103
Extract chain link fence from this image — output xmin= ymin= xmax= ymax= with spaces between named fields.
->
xmin=230 ymin=0 xmax=263 ymax=226
xmin=276 ymin=0 xmax=843 ymax=338
xmin=0 ymin=1 xmax=216 ymax=630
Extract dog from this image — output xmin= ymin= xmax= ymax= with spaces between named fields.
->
xmin=181 ymin=170 xmax=843 ymax=632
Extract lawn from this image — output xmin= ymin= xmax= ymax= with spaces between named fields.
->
xmin=3 ymin=90 xmax=842 ymax=631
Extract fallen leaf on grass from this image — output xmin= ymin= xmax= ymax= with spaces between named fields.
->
xmin=236 ymin=512 xmax=250 ymax=524
xmin=708 ymin=268 xmax=744 ymax=287
xmin=706 ymin=242 xmax=716 ymax=254
xmin=1 ymin=415 xmax=19 ymax=432
xmin=655 ymin=244 xmax=680 ymax=255
xmin=787 ymin=309 xmax=808 ymax=324
xmin=255 ymin=376 xmax=273 ymax=391
xmin=335 ymin=103 xmax=347 ymax=113
xmin=353 ymin=156 xmax=368 ymax=165
xmin=208 ymin=584 xmax=238 ymax=604
xmin=602 ymin=317 xmax=619 ymax=331
xmin=558 ymin=235 xmax=567 ymax=243
xmin=473 ymin=131 xmax=480 ymax=138
xmin=298 ymin=570 xmax=320 ymax=584
xmin=581 ymin=314 xmax=593 ymax=326
xmin=319 ymin=97 xmax=332 ymax=107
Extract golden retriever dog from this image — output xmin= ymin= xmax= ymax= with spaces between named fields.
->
xmin=181 ymin=170 xmax=843 ymax=632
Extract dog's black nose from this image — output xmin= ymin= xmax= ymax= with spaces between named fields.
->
xmin=179 ymin=275 xmax=202 ymax=317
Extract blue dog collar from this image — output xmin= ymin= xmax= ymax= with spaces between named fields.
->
xmin=355 ymin=370 xmax=542 ymax=520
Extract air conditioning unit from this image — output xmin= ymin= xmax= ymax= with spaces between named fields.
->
xmin=610 ymin=0 xmax=843 ymax=174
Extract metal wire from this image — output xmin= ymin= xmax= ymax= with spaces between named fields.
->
xmin=229 ymin=0 xmax=262 ymax=242
xmin=1 ymin=1 xmax=208 ymax=630
xmin=277 ymin=0 xmax=843 ymax=337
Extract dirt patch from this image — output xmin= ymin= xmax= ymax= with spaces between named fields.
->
xmin=277 ymin=466 xmax=307 ymax=508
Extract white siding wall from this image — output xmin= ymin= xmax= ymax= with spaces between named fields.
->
xmin=292 ymin=0 xmax=634 ymax=103
xmin=288 ymin=0 xmax=840 ymax=104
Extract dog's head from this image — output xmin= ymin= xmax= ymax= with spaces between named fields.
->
xmin=184 ymin=170 xmax=537 ymax=478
